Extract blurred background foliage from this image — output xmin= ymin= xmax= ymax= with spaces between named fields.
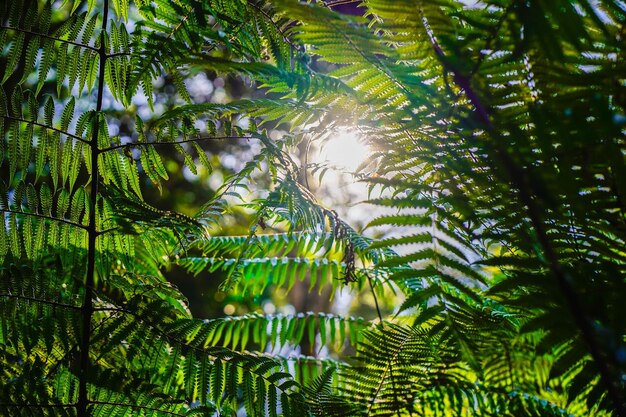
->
xmin=99 ymin=0 xmax=384 ymax=323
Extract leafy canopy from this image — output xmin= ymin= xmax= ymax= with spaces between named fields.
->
xmin=1 ymin=0 xmax=625 ymax=416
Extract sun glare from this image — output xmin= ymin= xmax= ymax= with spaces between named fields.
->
xmin=317 ymin=130 xmax=369 ymax=172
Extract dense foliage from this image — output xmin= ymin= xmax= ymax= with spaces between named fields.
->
xmin=1 ymin=0 xmax=625 ymax=416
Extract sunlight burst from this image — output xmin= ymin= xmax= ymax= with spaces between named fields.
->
xmin=318 ymin=130 xmax=369 ymax=172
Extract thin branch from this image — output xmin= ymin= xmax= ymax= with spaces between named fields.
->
xmin=0 ymin=403 xmax=76 ymax=408
xmin=0 ymin=209 xmax=88 ymax=230
xmin=106 ymin=51 xmax=131 ymax=58
xmin=96 ymin=226 xmax=119 ymax=236
xmin=0 ymin=26 xmax=99 ymax=52
xmin=324 ymin=0 xmax=362 ymax=7
xmin=366 ymin=273 xmax=384 ymax=324
xmin=93 ymin=306 xmax=127 ymax=312
xmin=2 ymin=115 xmax=90 ymax=144
xmin=0 ymin=293 xmax=81 ymax=310
xmin=100 ymin=135 xmax=253 ymax=152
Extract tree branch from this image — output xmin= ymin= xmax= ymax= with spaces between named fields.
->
xmin=106 ymin=51 xmax=131 ymax=58
xmin=0 ymin=209 xmax=88 ymax=230
xmin=0 ymin=293 xmax=81 ymax=310
xmin=77 ymin=0 xmax=108 ymax=414
xmin=2 ymin=115 xmax=90 ymax=144
xmin=0 ymin=26 xmax=99 ymax=52
xmin=100 ymin=135 xmax=253 ymax=152
xmin=0 ymin=403 xmax=76 ymax=408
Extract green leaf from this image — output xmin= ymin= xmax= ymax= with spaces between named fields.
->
xmin=2 ymin=32 xmax=25 ymax=85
